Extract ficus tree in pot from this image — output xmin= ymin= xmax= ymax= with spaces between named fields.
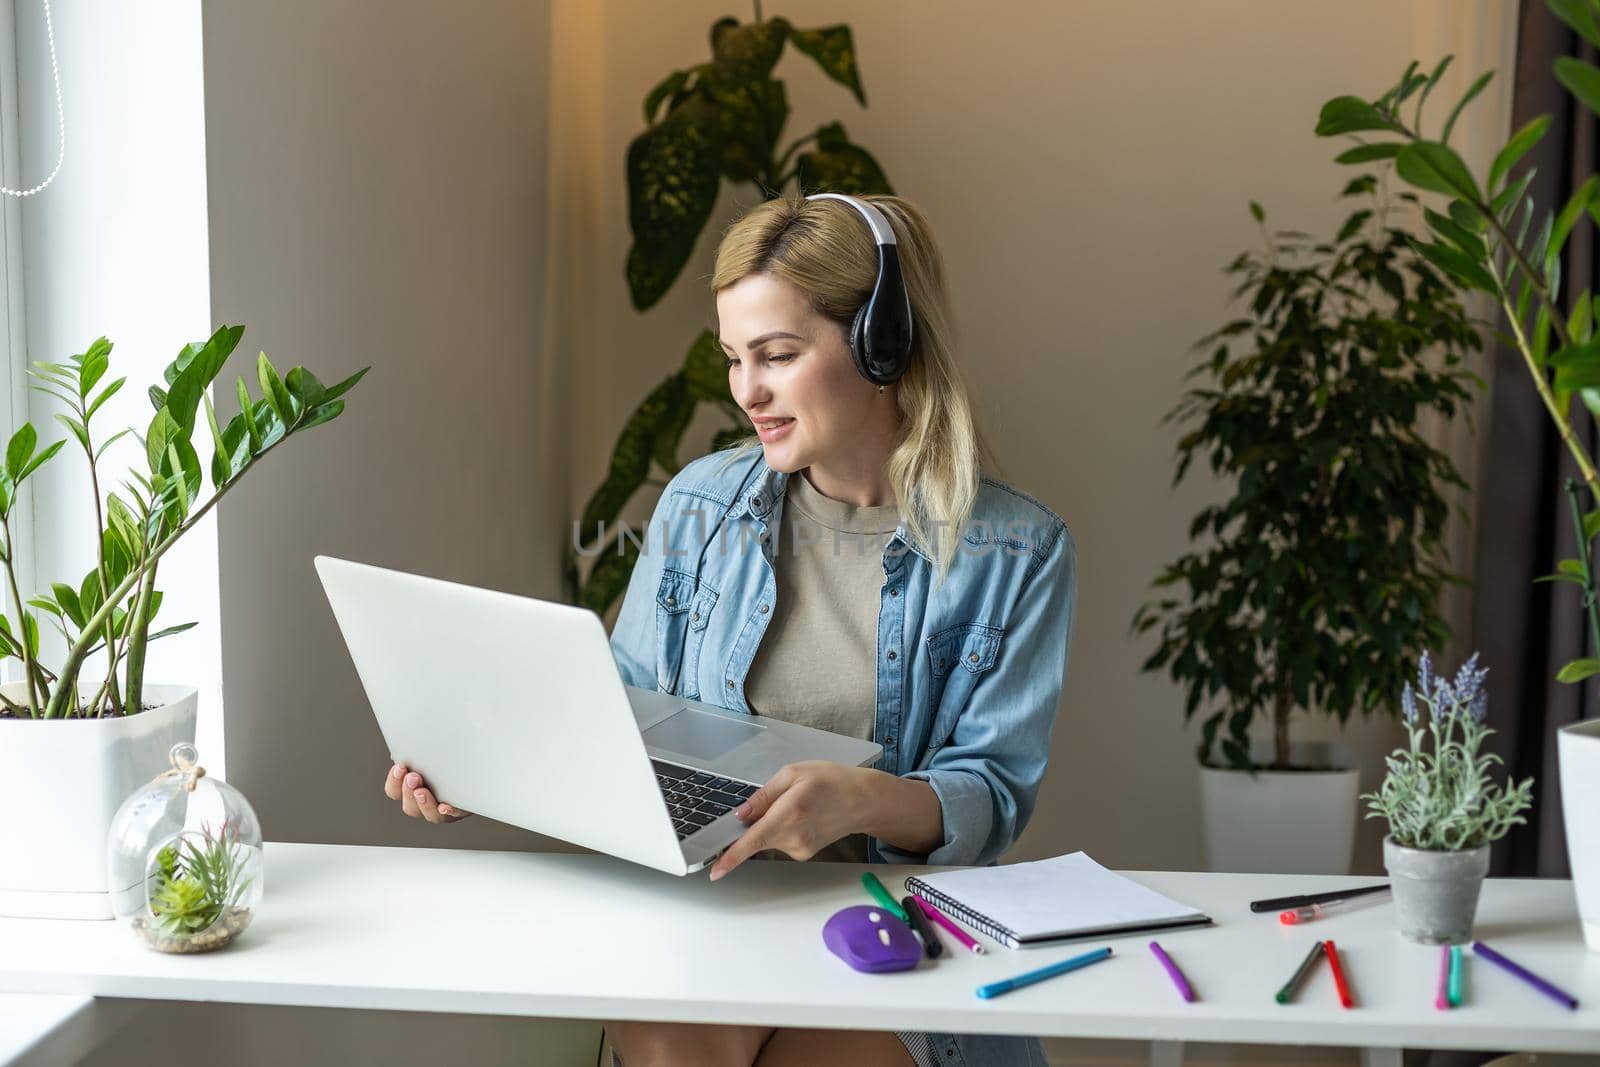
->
xmin=1131 ymin=179 xmax=1481 ymax=773
xmin=0 ymin=325 xmax=366 ymax=719
xmin=568 ymin=6 xmax=893 ymax=617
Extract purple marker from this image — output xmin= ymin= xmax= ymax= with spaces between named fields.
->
xmin=1472 ymin=941 xmax=1579 ymax=1010
xmin=1149 ymin=941 xmax=1196 ymax=1002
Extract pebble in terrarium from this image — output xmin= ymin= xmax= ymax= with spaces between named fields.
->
xmin=106 ymin=742 xmax=262 ymax=953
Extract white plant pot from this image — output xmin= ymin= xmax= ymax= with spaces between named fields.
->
xmin=1198 ymin=740 xmax=1360 ymax=874
xmin=0 ymin=683 xmax=197 ymax=919
xmin=1559 ymin=718 xmax=1600 ymax=951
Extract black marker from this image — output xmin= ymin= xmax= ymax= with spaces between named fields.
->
xmin=1250 ymin=883 xmax=1389 ymax=913
xmin=901 ymin=894 xmax=943 ymax=958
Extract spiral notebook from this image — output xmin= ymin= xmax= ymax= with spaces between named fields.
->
xmin=905 ymin=851 xmax=1212 ymax=949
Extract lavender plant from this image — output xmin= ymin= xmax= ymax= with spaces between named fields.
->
xmin=1364 ymin=651 xmax=1534 ymax=851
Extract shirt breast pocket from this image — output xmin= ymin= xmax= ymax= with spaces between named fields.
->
xmin=655 ymin=569 xmax=718 ymax=699
xmin=923 ymin=622 xmax=1002 ymax=752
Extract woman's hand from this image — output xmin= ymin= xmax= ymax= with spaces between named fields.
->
xmin=707 ymin=761 xmax=873 ymax=880
xmin=383 ymin=762 xmax=472 ymax=824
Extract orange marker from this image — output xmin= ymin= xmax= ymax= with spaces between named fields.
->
xmin=1324 ymin=939 xmax=1354 ymax=1008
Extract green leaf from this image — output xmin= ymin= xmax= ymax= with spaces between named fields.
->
xmin=1584 ymin=507 xmax=1600 ymax=543
xmin=146 ymin=409 xmax=181 ymax=474
xmin=1493 ymin=167 xmax=1537 ymax=220
xmin=1552 ymin=0 xmax=1600 ymax=47
xmin=1557 ymin=657 xmax=1600 ymax=683
xmin=1549 ymin=175 xmax=1599 ymax=274
xmin=1408 ymin=237 xmax=1496 ymax=293
xmin=625 ymin=92 xmax=722 ymax=310
xmin=580 ymin=531 xmax=643 ymax=617
xmin=1315 ymin=96 xmax=1399 ymax=136
xmin=50 ymin=582 xmax=83 ymax=628
xmin=16 ymin=440 xmax=64 ymax=484
xmin=1395 ymin=141 xmax=1482 ymax=202
xmin=93 ymin=427 xmax=132 ymax=463
xmin=1334 ymin=142 xmax=1400 ymax=165
xmin=706 ymin=16 xmax=789 ymax=90
xmin=257 ymin=352 xmax=294 ymax=428
xmin=296 ymin=399 xmax=345 ymax=430
xmin=1556 ymin=56 xmax=1600 ymax=119
xmin=643 ymin=68 xmax=690 ymax=125
xmin=1489 ymin=115 xmax=1551 ymax=194
xmin=682 ymin=329 xmax=732 ymax=403
xmin=650 ymin=375 xmax=694 ymax=473
xmin=795 ymin=121 xmax=893 ymax=196
xmin=1423 ymin=207 xmax=1485 ymax=260
xmin=1440 ymin=70 xmax=1494 ymax=144
xmin=577 ymin=374 xmax=685 ymax=548
xmin=53 ymin=412 xmax=88 ymax=452
xmin=237 ymin=378 xmax=262 ymax=454
xmin=319 ymin=366 xmax=369 ymax=405
xmin=1249 ymin=200 xmax=1265 ymax=222
xmin=711 ymin=78 xmax=789 ymax=185
xmin=1413 ymin=55 xmax=1454 ymax=122
xmin=203 ymin=393 xmax=229 ymax=490
xmin=79 ymin=338 xmax=111 ymax=398
xmin=788 ymin=24 xmax=866 ymax=105
xmin=284 ymin=367 xmax=327 ymax=412
xmin=5 ymin=424 xmax=35 ymax=482
xmin=85 ymin=376 xmax=127 ymax=422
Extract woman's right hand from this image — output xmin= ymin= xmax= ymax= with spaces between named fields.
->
xmin=384 ymin=762 xmax=471 ymax=824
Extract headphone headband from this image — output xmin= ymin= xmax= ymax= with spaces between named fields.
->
xmin=804 ymin=192 xmax=915 ymax=386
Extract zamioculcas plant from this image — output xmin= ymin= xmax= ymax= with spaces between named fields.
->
xmin=569 ymin=6 xmax=893 ymax=616
xmin=1312 ymin=0 xmax=1600 ymax=684
xmin=1 ymin=325 xmax=366 ymax=719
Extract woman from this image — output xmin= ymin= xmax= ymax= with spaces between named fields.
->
xmin=385 ymin=194 xmax=1076 ymax=1066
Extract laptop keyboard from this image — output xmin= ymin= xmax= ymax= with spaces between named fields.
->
xmin=652 ymin=759 xmax=760 ymax=841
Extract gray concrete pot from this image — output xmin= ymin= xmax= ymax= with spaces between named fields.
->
xmin=1382 ymin=835 xmax=1489 ymax=944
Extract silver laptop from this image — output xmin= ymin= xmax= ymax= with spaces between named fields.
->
xmin=314 ymin=556 xmax=882 ymax=876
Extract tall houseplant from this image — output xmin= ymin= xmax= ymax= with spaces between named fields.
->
xmin=1311 ymin=0 xmax=1600 ymax=949
xmin=568 ymin=8 xmax=893 ymax=616
xmin=0 ymin=325 xmax=365 ymax=918
xmin=1131 ymin=183 xmax=1481 ymax=871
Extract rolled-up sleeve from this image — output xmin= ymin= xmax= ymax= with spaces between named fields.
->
xmin=878 ymin=522 xmax=1078 ymax=867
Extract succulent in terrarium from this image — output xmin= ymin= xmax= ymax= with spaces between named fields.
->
xmin=148 ymin=825 xmax=253 ymax=937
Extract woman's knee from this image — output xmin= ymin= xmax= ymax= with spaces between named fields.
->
xmin=606 ymin=1020 xmax=772 ymax=1067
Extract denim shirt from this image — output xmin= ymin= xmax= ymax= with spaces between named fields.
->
xmin=607 ymin=448 xmax=1075 ymax=1065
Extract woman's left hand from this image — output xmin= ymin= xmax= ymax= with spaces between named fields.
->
xmin=708 ymin=761 xmax=873 ymax=880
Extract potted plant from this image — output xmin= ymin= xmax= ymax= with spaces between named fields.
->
xmin=567 ymin=9 xmax=893 ymax=616
xmin=1311 ymin=0 xmax=1600 ymax=950
xmin=1131 ymin=181 xmax=1481 ymax=874
xmin=0 ymin=325 xmax=365 ymax=918
xmin=1366 ymin=651 xmax=1534 ymax=943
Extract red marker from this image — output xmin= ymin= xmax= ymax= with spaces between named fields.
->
xmin=1324 ymin=939 xmax=1354 ymax=1008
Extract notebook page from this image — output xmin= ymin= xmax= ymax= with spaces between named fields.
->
xmin=915 ymin=852 xmax=1205 ymax=940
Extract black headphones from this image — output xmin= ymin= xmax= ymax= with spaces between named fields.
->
xmin=805 ymin=193 xmax=915 ymax=386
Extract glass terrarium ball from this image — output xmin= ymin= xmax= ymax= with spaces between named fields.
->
xmin=106 ymin=743 xmax=264 ymax=953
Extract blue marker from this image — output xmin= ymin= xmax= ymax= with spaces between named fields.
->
xmin=976 ymin=946 xmax=1113 ymax=999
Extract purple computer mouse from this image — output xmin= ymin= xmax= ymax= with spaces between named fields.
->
xmin=822 ymin=905 xmax=923 ymax=973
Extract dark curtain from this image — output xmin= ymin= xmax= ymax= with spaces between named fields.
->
xmin=1471 ymin=1 xmax=1597 ymax=883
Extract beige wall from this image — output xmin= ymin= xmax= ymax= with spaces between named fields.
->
xmin=555 ymin=0 xmax=1517 ymax=878
xmin=206 ymin=0 xmax=577 ymax=857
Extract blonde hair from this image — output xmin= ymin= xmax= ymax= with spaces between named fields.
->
xmin=710 ymin=194 xmax=995 ymax=581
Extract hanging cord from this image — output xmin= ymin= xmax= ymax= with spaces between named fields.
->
xmin=1 ymin=0 xmax=62 ymax=197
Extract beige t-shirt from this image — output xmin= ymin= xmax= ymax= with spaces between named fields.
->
xmin=744 ymin=470 xmax=899 ymax=863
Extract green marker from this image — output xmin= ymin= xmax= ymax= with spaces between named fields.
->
xmin=1447 ymin=944 xmax=1464 ymax=1007
xmin=861 ymin=872 xmax=909 ymax=922
xmin=1275 ymin=941 xmax=1325 ymax=1004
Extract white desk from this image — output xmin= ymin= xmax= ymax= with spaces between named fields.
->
xmin=0 ymin=843 xmax=1595 ymax=1063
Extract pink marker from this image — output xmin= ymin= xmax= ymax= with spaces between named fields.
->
xmin=913 ymin=895 xmax=986 ymax=955
xmin=1435 ymin=945 xmax=1451 ymax=1011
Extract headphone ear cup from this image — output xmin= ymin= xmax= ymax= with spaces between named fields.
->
xmin=849 ymin=304 xmax=873 ymax=382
